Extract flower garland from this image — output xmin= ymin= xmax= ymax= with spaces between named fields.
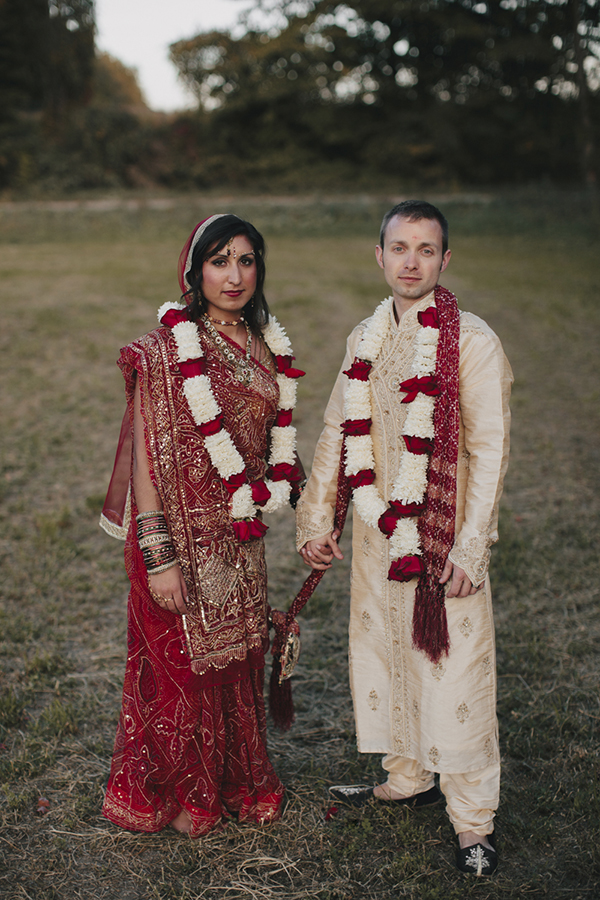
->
xmin=157 ymin=301 xmax=304 ymax=541
xmin=343 ymin=297 xmax=441 ymax=582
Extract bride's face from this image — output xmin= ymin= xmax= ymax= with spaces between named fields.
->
xmin=201 ymin=234 xmax=257 ymax=320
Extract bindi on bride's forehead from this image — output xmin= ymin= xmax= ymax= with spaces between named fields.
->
xmin=206 ymin=235 xmax=255 ymax=263
xmin=222 ymin=243 xmax=254 ymax=261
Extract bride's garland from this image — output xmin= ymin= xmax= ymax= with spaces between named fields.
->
xmin=157 ymin=302 xmax=304 ymax=541
xmin=342 ymin=296 xmax=441 ymax=581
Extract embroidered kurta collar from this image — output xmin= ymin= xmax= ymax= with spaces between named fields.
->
xmin=390 ymin=290 xmax=436 ymax=332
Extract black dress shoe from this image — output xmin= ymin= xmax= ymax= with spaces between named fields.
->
xmin=456 ymin=832 xmax=498 ymax=876
xmin=329 ymin=784 xmax=442 ymax=809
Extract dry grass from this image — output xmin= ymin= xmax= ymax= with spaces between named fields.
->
xmin=0 ymin=197 xmax=598 ymax=898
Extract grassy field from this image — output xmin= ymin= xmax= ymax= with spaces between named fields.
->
xmin=0 ymin=194 xmax=599 ymax=899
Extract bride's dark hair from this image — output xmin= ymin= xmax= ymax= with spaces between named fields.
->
xmin=183 ymin=215 xmax=270 ymax=337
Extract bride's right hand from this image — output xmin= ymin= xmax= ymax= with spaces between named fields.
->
xmin=299 ymin=530 xmax=344 ymax=570
xmin=148 ymin=565 xmax=188 ymax=615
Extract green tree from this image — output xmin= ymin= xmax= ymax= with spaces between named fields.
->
xmin=0 ymin=0 xmax=49 ymax=119
xmin=0 ymin=0 xmax=95 ymax=189
xmin=93 ymin=52 xmax=148 ymax=110
xmin=45 ymin=0 xmax=95 ymax=127
xmin=0 ymin=0 xmax=95 ymax=124
xmin=169 ymin=0 xmax=599 ymax=185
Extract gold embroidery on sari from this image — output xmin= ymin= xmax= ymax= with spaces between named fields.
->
xmin=134 ymin=328 xmax=278 ymax=674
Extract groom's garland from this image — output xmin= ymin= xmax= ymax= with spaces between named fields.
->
xmin=341 ymin=286 xmax=461 ymax=663
xmin=269 ymin=288 xmax=459 ymax=730
xmin=158 ymin=302 xmax=304 ymax=541
xmin=342 ymin=296 xmax=441 ymax=581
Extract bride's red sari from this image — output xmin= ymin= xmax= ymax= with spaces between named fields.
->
xmin=101 ymin=323 xmax=284 ymax=836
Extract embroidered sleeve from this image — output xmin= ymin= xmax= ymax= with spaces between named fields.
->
xmin=449 ymin=316 xmax=513 ymax=585
xmin=295 ymin=504 xmax=336 ymax=549
xmin=448 ymin=529 xmax=493 ymax=587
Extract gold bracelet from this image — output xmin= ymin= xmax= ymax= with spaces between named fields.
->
xmin=136 ymin=509 xmax=165 ymax=522
xmin=146 ymin=559 xmax=178 ymax=575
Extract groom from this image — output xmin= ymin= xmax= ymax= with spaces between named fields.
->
xmin=296 ymin=200 xmax=512 ymax=876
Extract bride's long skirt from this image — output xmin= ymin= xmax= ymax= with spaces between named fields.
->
xmin=102 ymin=573 xmax=284 ymax=837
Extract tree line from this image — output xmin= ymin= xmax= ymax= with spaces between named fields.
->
xmin=1 ymin=0 xmax=598 ymax=193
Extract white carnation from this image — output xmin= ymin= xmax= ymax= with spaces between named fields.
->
xmin=157 ymin=301 xmax=185 ymax=323
xmin=276 ymin=374 xmax=297 ymax=410
xmin=353 ymin=484 xmax=387 ymax=529
xmin=356 ymin=334 xmax=381 ymax=364
xmin=172 ymin=320 xmax=202 ymax=362
xmin=411 ymin=326 xmax=439 ymax=375
xmin=412 ymin=345 xmax=437 ymax=376
xmin=344 ymin=434 xmax=375 ymax=476
xmin=263 ymin=316 xmax=292 ymax=356
xmin=269 ymin=426 xmax=296 ymax=465
xmin=389 ymin=519 xmax=421 ymax=557
xmin=416 ymin=326 xmax=439 ymax=346
xmin=230 ymin=484 xmax=255 ymax=519
xmin=183 ymin=376 xmax=221 ymax=424
xmin=262 ymin=479 xmax=292 ymax=513
xmin=204 ymin=431 xmax=245 ymax=478
xmin=403 ymin=394 xmax=435 ymax=437
xmin=391 ymin=453 xmax=429 ymax=504
xmin=356 ymin=298 xmax=393 ymax=363
xmin=344 ymin=380 xmax=372 ymax=420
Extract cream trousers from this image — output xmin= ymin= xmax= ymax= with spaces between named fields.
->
xmin=382 ymin=754 xmax=500 ymax=836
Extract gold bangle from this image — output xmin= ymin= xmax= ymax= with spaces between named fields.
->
xmin=146 ymin=559 xmax=178 ymax=575
xmin=136 ymin=509 xmax=165 ymax=522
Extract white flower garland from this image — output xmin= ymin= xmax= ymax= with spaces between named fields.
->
xmin=343 ymin=297 xmax=439 ymax=565
xmin=157 ymin=301 xmax=298 ymax=524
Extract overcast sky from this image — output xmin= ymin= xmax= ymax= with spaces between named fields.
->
xmin=95 ymin=0 xmax=256 ymax=111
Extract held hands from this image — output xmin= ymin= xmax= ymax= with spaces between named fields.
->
xmin=439 ymin=558 xmax=480 ymax=598
xmin=300 ymin=530 xmax=343 ymax=570
xmin=300 ymin=537 xmax=480 ymax=593
xmin=149 ymin=564 xmax=188 ymax=615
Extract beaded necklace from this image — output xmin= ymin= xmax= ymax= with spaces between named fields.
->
xmin=201 ymin=314 xmax=254 ymax=386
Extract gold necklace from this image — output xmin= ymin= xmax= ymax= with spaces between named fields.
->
xmin=201 ymin=314 xmax=254 ymax=386
xmin=206 ymin=312 xmax=244 ymax=326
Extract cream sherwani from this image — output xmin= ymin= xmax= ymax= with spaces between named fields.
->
xmin=297 ymin=291 xmax=512 ymax=786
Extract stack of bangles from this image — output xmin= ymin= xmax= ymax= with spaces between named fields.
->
xmin=136 ymin=510 xmax=177 ymax=574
